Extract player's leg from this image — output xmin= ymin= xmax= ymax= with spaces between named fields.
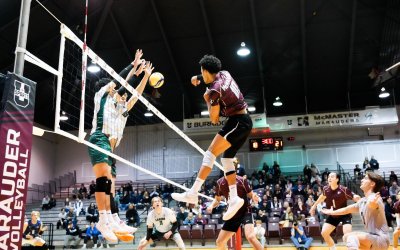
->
xmin=244 ymin=223 xmax=263 ymax=250
xmin=393 ymin=228 xmax=400 ymax=249
xmin=341 ymin=215 xmax=353 ymax=234
xmin=137 ymin=237 xmax=153 ymax=250
xmin=320 ymin=221 xmax=336 ymax=248
xmin=216 ymin=230 xmax=235 ymax=250
xmin=172 ymin=232 xmax=186 ymax=250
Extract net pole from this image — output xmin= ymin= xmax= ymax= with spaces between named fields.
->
xmin=55 ymin=28 xmax=66 ymax=131
xmin=14 ymin=0 xmax=32 ymax=75
xmin=79 ymin=0 xmax=89 ymax=141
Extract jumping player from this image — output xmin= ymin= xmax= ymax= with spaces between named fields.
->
xmin=309 ymin=172 xmax=360 ymax=250
xmin=137 ymin=197 xmax=185 ymax=250
xmin=322 ymin=172 xmax=389 ymax=250
xmin=207 ymin=175 xmax=263 ymax=250
xmin=172 ymin=55 xmax=253 ymax=221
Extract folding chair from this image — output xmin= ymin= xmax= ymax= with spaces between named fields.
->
xmin=191 ymin=224 xmax=204 ymax=246
xmin=266 ymin=222 xmax=280 ymax=244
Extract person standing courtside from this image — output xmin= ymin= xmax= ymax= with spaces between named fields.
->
xmin=172 ymin=55 xmax=253 ymax=221
xmin=309 ymin=172 xmax=360 ymax=250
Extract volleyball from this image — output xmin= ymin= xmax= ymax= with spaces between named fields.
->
xmin=149 ymin=72 xmax=164 ymax=88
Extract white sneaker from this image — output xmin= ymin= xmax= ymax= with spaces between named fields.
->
xmin=105 ymin=244 xmax=110 ymax=248
xmin=119 ymin=220 xmax=137 ymax=234
xmin=223 ymin=196 xmax=244 ymax=221
xmin=81 ymin=245 xmax=86 ymax=249
xmin=93 ymin=245 xmax=97 ymax=249
xmin=98 ymin=245 xmax=103 ymax=249
xmin=171 ymin=191 xmax=198 ymax=204
xmin=110 ymin=221 xmax=129 ymax=234
xmin=97 ymin=222 xmax=118 ymax=243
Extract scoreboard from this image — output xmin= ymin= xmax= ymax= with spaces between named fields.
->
xmin=249 ymin=137 xmax=283 ymax=151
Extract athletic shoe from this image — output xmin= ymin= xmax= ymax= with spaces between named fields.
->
xmin=171 ymin=191 xmax=198 ymax=204
xmin=222 ymin=196 xmax=244 ymax=221
xmin=119 ymin=220 xmax=137 ymax=234
xmin=97 ymin=222 xmax=118 ymax=243
xmin=114 ymin=232 xmax=135 ymax=242
xmin=110 ymin=221 xmax=129 ymax=234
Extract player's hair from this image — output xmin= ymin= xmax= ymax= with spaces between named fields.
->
xmin=329 ymin=172 xmax=341 ymax=184
xmin=94 ymin=78 xmax=112 ymax=92
xmin=151 ymin=196 xmax=162 ymax=207
xmin=199 ymin=55 xmax=222 ymax=74
xmin=366 ymin=172 xmax=385 ymax=193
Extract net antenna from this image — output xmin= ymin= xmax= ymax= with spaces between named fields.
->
xmin=79 ymin=0 xmax=89 ymax=141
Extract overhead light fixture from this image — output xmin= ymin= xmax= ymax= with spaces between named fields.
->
xmin=87 ymin=61 xmax=100 ymax=73
xmin=201 ymin=110 xmax=209 ymax=116
xmin=60 ymin=111 xmax=69 ymax=121
xmin=273 ymin=97 xmax=282 ymax=107
xmin=144 ymin=111 xmax=153 ymax=117
xmin=248 ymin=106 xmax=256 ymax=112
xmin=379 ymin=87 xmax=390 ymax=98
xmin=237 ymin=42 xmax=250 ymax=57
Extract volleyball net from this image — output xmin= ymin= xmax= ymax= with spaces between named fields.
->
xmin=22 ymin=22 xmax=228 ymax=202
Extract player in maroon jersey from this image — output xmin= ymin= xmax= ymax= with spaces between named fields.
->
xmin=172 ymin=55 xmax=253 ymax=221
xmin=206 ymin=175 xmax=263 ymax=250
xmin=310 ymin=172 xmax=360 ymax=250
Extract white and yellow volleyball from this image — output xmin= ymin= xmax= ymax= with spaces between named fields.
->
xmin=149 ymin=72 xmax=164 ymax=88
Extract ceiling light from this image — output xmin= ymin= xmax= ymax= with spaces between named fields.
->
xmin=144 ymin=111 xmax=153 ymax=117
xmin=273 ymin=97 xmax=282 ymax=107
xmin=60 ymin=111 xmax=69 ymax=121
xmin=379 ymin=87 xmax=390 ymax=98
xmin=201 ymin=110 xmax=209 ymax=116
xmin=248 ymin=106 xmax=256 ymax=112
xmin=237 ymin=42 xmax=250 ymax=57
xmin=87 ymin=61 xmax=100 ymax=73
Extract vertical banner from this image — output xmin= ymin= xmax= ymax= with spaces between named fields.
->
xmin=0 ymin=72 xmax=36 ymax=250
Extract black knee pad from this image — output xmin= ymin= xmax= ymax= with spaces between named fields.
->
xmin=95 ymin=177 xmax=108 ymax=193
xmin=106 ymin=179 xmax=112 ymax=195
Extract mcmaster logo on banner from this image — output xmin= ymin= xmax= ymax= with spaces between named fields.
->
xmin=13 ymin=80 xmax=30 ymax=108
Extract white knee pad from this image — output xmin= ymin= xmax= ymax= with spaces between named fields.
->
xmin=345 ymin=234 xmax=359 ymax=250
xmin=202 ymin=150 xmax=216 ymax=169
xmin=221 ymin=158 xmax=235 ymax=174
xmin=173 ymin=233 xmax=186 ymax=250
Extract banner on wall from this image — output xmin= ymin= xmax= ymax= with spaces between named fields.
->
xmin=183 ymin=108 xmax=398 ymax=132
xmin=0 ymin=72 xmax=36 ymax=250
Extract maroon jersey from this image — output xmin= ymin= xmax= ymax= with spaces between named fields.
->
xmin=394 ymin=200 xmax=400 ymax=214
xmin=215 ymin=176 xmax=252 ymax=220
xmin=323 ymin=185 xmax=354 ymax=210
xmin=208 ymin=71 xmax=247 ymax=117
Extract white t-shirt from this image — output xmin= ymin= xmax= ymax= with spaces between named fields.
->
xmin=147 ymin=207 xmax=177 ymax=233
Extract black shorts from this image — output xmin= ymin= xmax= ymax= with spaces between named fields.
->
xmin=150 ymin=230 xmax=178 ymax=241
xmin=218 ymin=114 xmax=252 ymax=158
xmin=222 ymin=212 xmax=254 ymax=232
xmin=325 ymin=214 xmax=352 ymax=227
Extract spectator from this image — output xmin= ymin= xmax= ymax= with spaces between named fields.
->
xmin=64 ymin=197 xmax=72 ymax=212
xmin=254 ymin=220 xmax=266 ymax=248
xmin=22 ymin=211 xmax=46 ymax=247
xmin=79 ymin=183 xmax=88 ymax=200
xmin=305 ymin=195 xmax=315 ymax=210
xmin=280 ymin=207 xmax=294 ymax=227
xmin=293 ymin=199 xmax=309 ymax=221
xmin=57 ymin=208 xmax=67 ymax=230
xmin=88 ymin=180 xmax=96 ymax=199
xmin=182 ymin=212 xmax=195 ymax=225
xmin=141 ymin=191 xmax=151 ymax=210
xmin=194 ymin=213 xmax=207 ymax=225
xmin=130 ymin=190 xmax=141 ymax=205
xmin=234 ymin=157 xmax=246 ymax=177
xmin=41 ymin=195 xmax=50 ymax=210
xmin=86 ymin=202 xmax=99 ymax=223
xmin=390 ymin=171 xmax=398 ymax=184
xmin=149 ymin=186 xmax=159 ymax=199
xmin=176 ymin=207 xmax=188 ymax=226
xmin=310 ymin=163 xmax=320 ymax=176
xmin=291 ymin=221 xmax=313 ymax=250
xmin=380 ymin=185 xmax=390 ymax=200
xmin=63 ymin=220 xmax=81 ymax=249
xmin=362 ymin=157 xmax=369 ymax=169
xmin=162 ymin=183 xmax=174 ymax=200
xmin=269 ymin=196 xmax=282 ymax=211
xmin=73 ymin=197 xmax=85 ymax=216
xmin=303 ymin=165 xmax=312 ymax=183
xmin=119 ymin=191 xmax=131 ymax=211
xmin=384 ymin=196 xmax=395 ymax=229
xmin=126 ymin=204 xmax=140 ymax=227
xmin=353 ymin=164 xmax=362 ymax=180
xmin=369 ymin=155 xmax=379 ymax=170
xmin=64 ymin=207 xmax=77 ymax=228
xmin=255 ymin=209 xmax=268 ymax=223
xmin=81 ymin=222 xmax=101 ymax=249
xmin=389 ymin=182 xmax=400 ymax=199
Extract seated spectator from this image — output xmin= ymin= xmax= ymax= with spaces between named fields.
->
xmin=162 ymin=183 xmax=174 ymax=200
xmin=353 ymin=164 xmax=362 ymax=179
xmin=369 ymin=155 xmax=379 ymax=170
xmin=22 ymin=211 xmax=46 ymax=247
xmin=119 ymin=191 xmax=130 ymax=211
xmin=194 ymin=213 xmax=207 ymax=225
xmin=381 ymin=185 xmax=390 ymax=200
xmin=64 ymin=208 xmax=77 ymax=228
xmin=79 ymin=183 xmax=88 ymax=199
xmin=280 ymin=207 xmax=294 ymax=227
xmin=41 ymin=195 xmax=50 ymax=210
xmin=141 ymin=191 xmax=151 ymax=210
xmin=384 ymin=196 xmax=395 ymax=229
xmin=254 ymin=220 xmax=266 ymax=248
xmin=130 ymin=190 xmax=141 ymax=205
xmin=126 ymin=204 xmax=140 ymax=227
xmin=390 ymin=182 xmax=400 ymax=199
xmin=362 ymin=157 xmax=369 ymax=169
xmin=63 ymin=221 xmax=81 ymax=249
xmin=255 ymin=209 xmax=268 ymax=223
xmin=73 ymin=197 xmax=85 ymax=216
xmin=86 ymin=203 xmax=99 ymax=223
xmin=390 ymin=171 xmax=398 ymax=184
xmin=293 ymin=199 xmax=309 ymax=221
xmin=182 ymin=212 xmax=195 ymax=225
xmin=57 ymin=208 xmax=67 ymax=230
xmin=291 ymin=221 xmax=313 ymax=250
xmin=64 ymin=197 xmax=72 ymax=212
xmin=176 ymin=207 xmax=188 ymax=226
xmin=81 ymin=222 xmax=101 ymax=249
xmin=49 ymin=194 xmax=57 ymax=209
xmin=88 ymin=180 xmax=96 ymax=199
xmin=269 ymin=196 xmax=282 ymax=211
xmin=305 ymin=195 xmax=315 ymax=210
xmin=149 ymin=186 xmax=159 ymax=199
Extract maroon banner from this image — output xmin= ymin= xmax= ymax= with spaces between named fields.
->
xmin=0 ymin=72 xmax=36 ymax=250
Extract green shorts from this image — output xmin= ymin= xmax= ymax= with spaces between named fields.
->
xmin=88 ymin=131 xmax=112 ymax=166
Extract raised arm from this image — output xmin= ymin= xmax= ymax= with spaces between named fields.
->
xmin=309 ymin=193 xmax=326 ymax=216
xmin=322 ymin=203 xmax=359 ymax=216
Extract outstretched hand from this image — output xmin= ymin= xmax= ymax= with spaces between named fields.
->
xmin=133 ymin=49 xmax=144 ymax=68
xmin=191 ymin=75 xmax=201 ymax=86
xmin=321 ymin=207 xmax=334 ymax=215
xmin=144 ymin=62 xmax=154 ymax=76
xmin=371 ymin=192 xmax=381 ymax=206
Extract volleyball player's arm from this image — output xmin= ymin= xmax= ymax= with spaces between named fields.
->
xmin=322 ymin=203 xmax=358 ymax=216
xmin=206 ymin=195 xmax=221 ymax=213
xmin=22 ymin=222 xmax=32 ymax=239
xmin=126 ymin=62 xmax=153 ymax=111
xmin=368 ymin=192 xmax=381 ymax=210
xmin=247 ymin=191 xmax=260 ymax=204
xmin=310 ymin=193 xmax=326 ymax=216
xmin=204 ymin=91 xmax=220 ymax=124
